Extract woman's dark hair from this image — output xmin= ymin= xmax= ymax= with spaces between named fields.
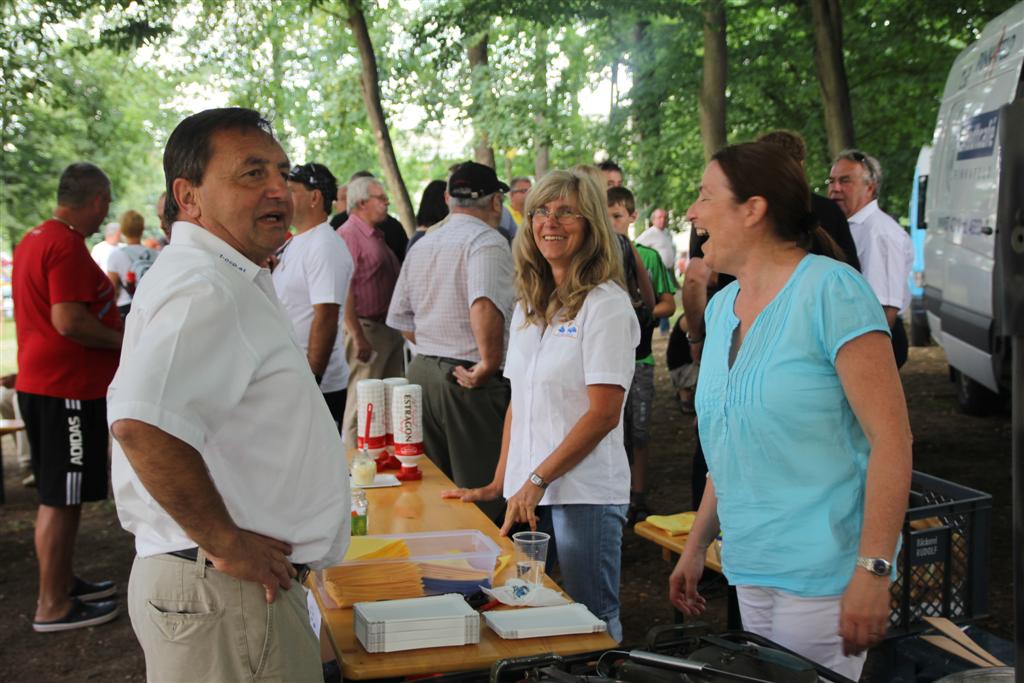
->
xmin=163 ymin=107 xmax=274 ymax=223
xmin=712 ymin=141 xmax=843 ymax=260
xmin=416 ymin=179 xmax=449 ymax=228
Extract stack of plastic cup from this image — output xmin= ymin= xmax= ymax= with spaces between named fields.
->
xmin=382 ymin=377 xmax=409 ymax=467
xmin=356 ymin=379 xmax=387 ymax=463
xmin=392 ymin=383 xmax=424 ymax=480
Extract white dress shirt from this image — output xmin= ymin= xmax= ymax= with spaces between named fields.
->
xmin=388 ymin=212 xmax=514 ymax=362
xmin=108 ymin=221 xmax=350 ymax=568
xmin=636 ymin=226 xmax=676 ymax=272
xmin=272 ymin=222 xmax=354 ymax=393
xmin=503 ymin=282 xmax=639 ymax=505
xmin=847 ymin=200 xmax=913 ymax=313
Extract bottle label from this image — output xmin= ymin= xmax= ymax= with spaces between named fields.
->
xmin=395 ymin=441 xmax=424 ymax=456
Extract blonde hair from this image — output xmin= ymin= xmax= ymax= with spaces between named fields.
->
xmin=513 ymin=169 xmax=625 ymax=327
xmin=118 ymin=210 xmax=145 ymax=240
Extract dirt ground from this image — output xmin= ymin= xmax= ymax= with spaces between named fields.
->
xmin=0 ymin=335 xmax=1014 ymax=681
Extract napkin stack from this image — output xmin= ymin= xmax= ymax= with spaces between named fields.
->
xmin=323 ymin=538 xmax=424 ymax=607
xmin=354 ymin=594 xmax=481 ymax=653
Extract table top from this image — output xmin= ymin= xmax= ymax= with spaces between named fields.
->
xmin=312 ymin=454 xmax=615 ymax=680
xmin=0 ymin=419 xmax=25 ymax=435
xmin=633 ymin=520 xmax=722 ymax=573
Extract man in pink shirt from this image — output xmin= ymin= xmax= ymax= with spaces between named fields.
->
xmin=337 ymin=176 xmax=405 ymax=447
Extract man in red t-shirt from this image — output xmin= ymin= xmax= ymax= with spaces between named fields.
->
xmin=13 ymin=162 xmax=123 ymax=632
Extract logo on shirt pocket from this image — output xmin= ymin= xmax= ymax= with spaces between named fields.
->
xmin=553 ymin=321 xmax=579 ymax=338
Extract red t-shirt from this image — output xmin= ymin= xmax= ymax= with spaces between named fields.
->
xmin=13 ymin=219 xmax=122 ymax=400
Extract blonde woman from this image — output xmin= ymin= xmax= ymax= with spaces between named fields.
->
xmin=444 ymin=169 xmax=639 ymax=641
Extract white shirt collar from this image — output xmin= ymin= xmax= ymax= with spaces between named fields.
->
xmin=169 ymin=221 xmax=264 ymax=282
xmin=847 ymin=199 xmax=880 ymax=226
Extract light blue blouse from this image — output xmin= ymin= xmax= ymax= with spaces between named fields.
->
xmin=695 ymin=254 xmax=889 ymax=596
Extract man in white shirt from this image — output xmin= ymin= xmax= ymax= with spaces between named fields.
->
xmin=275 ymin=162 xmax=354 ymax=426
xmin=108 ymin=108 xmax=348 ymax=682
xmin=90 ymin=221 xmax=120 ymax=270
xmin=828 ymin=149 xmax=913 ymax=367
xmin=636 ymin=207 xmax=676 ymax=272
xmin=387 ymin=161 xmax=514 ymax=520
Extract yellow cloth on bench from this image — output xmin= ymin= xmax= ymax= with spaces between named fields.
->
xmin=645 ymin=512 xmax=697 ymax=536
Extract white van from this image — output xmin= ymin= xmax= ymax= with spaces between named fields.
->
xmin=923 ymin=1 xmax=1024 ymax=414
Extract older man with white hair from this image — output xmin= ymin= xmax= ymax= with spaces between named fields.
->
xmin=337 ymin=176 xmax=405 ymax=448
xmin=827 ymin=149 xmax=913 ymax=368
xmin=90 ymin=221 xmax=121 ymax=270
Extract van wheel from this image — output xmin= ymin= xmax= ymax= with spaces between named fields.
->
xmin=953 ymin=369 xmax=997 ymax=416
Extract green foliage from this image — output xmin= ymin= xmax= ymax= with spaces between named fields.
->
xmin=2 ymin=0 xmax=1020 ymax=250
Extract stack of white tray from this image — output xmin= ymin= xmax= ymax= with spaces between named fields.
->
xmin=483 ymin=603 xmax=607 ymax=639
xmin=354 ymin=593 xmax=481 ymax=653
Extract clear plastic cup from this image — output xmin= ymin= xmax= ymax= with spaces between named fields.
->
xmin=512 ymin=531 xmax=550 ymax=586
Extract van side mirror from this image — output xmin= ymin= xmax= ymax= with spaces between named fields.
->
xmin=995 ymin=99 xmax=1024 ymax=336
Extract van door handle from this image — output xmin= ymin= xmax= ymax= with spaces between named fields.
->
xmin=980 ymin=226 xmax=994 ymax=235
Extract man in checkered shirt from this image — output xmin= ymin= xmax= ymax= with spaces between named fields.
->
xmin=386 ymin=162 xmax=514 ymax=521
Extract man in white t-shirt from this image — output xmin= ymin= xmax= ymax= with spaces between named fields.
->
xmin=828 ymin=149 xmax=913 ymax=367
xmin=108 ymin=108 xmax=348 ymax=682
xmin=636 ymin=207 xmax=675 ymax=272
xmin=90 ymin=222 xmax=120 ymax=270
xmin=274 ymin=163 xmax=354 ymax=425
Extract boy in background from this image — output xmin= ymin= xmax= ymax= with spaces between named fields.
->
xmin=608 ymin=187 xmax=677 ymax=523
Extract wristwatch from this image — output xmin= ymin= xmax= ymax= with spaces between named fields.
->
xmin=856 ymin=556 xmax=892 ymax=576
xmin=529 ymin=472 xmax=549 ymax=489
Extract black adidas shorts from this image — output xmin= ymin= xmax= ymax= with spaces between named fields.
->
xmin=17 ymin=392 xmax=109 ymax=506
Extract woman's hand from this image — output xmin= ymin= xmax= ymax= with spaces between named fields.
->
xmin=441 ymin=482 xmax=502 ymax=503
xmin=498 ymin=480 xmax=546 ymax=536
xmin=839 ymin=570 xmax=891 ymax=655
xmin=668 ymin=545 xmax=708 ymax=616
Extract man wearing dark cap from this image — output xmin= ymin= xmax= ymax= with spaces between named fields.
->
xmin=387 ymin=161 xmax=513 ymax=520
xmin=274 ymin=163 xmax=354 ymax=426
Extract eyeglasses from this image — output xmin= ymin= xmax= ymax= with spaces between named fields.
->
xmin=509 ymin=188 xmax=529 ymax=195
xmin=369 ymin=193 xmax=389 ymax=203
xmin=529 ymin=207 xmax=584 ymax=224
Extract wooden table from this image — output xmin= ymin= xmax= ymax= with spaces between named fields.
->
xmin=311 ymin=454 xmax=616 ymax=680
xmin=633 ymin=519 xmax=739 ymax=628
xmin=0 ymin=418 xmax=26 ymax=504
xmin=633 ymin=520 xmax=722 ymax=573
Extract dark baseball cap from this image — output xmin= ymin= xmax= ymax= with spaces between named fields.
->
xmin=287 ymin=163 xmax=337 ymax=196
xmin=447 ymin=161 xmax=510 ymax=199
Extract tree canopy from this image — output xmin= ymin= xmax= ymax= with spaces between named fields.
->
xmin=0 ymin=0 xmax=1015 ymax=249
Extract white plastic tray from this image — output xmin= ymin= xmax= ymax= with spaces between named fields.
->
xmin=353 ymin=473 xmax=400 ymax=488
xmin=483 ymin=603 xmax=606 ymax=639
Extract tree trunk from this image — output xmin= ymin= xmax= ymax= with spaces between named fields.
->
xmin=533 ymin=31 xmax=549 ymax=178
xmin=810 ymin=0 xmax=856 ymax=157
xmin=345 ymin=0 xmax=415 ymax=235
xmin=699 ymin=0 xmax=727 ymax=162
xmin=468 ymin=34 xmax=496 ymax=168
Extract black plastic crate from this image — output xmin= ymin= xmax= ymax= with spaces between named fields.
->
xmin=888 ymin=471 xmax=992 ymax=634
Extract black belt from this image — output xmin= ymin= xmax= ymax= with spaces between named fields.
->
xmin=420 ymin=354 xmax=475 ymax=368
xmin=168 ymin=547 xmax=310 ymax=584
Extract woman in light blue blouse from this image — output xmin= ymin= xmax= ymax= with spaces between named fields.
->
xmin=667 ymin=142 xmax=912 ymax=679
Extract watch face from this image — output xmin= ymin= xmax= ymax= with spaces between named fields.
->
xmin=872 ymin=559 xmax=890 ymax=575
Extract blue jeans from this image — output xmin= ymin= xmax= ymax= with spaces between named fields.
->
xmin=538 ymin=503 xmax=628 ymax=642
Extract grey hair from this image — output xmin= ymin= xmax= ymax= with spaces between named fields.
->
xmin=347 ymin=176 xmax=383 ymax=209
xmin=835 ymin=149 xmax=883 ymax=196
xmin=57 ymin=162 xmax=110 ymax=208
xmin=510 ymin=176 xmax=532 ymax=187
xmin=448 ymin=194 xmax=496 ymax=210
